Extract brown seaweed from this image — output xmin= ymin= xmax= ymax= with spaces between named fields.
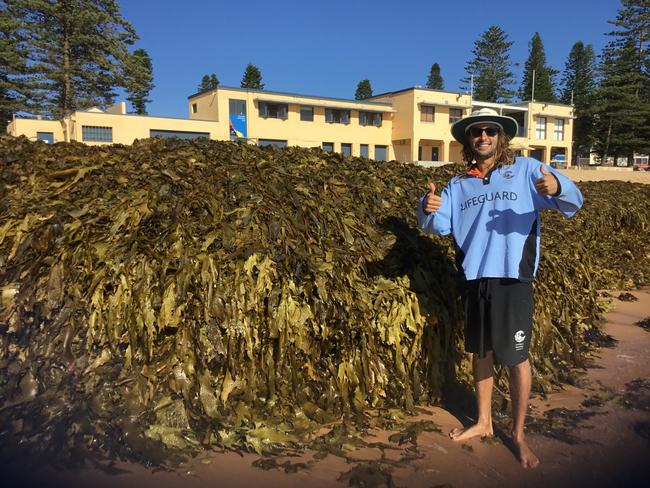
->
xmin=1 ymin=135 xmax=649 ymax=467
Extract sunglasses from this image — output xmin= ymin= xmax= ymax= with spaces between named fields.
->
xmin=468 ymin=126 xmax=500 ymax=137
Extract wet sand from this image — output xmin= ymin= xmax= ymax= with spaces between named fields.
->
xmin=7 ymin=290 xmax=650 ymax=488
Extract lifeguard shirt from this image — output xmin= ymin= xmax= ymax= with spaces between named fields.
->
xmin=417 ymin=157 xmax=583 ymax=281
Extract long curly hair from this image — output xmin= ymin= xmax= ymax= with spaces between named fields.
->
xmin=461 ymin=132 xmax=515 ymax=166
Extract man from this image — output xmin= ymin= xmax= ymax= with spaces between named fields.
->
xmin=417 ymin=108 xmax=583 ymax=468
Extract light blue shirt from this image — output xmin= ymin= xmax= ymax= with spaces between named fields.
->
xmin=417 ymin=157 xmax=583 ymax=281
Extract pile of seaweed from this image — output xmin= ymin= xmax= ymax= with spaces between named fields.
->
xmin=1 ymin=136 xmax=649 ymax=466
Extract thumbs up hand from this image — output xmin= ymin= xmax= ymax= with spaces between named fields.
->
xmin=534 ymin=164 xmax=559 ymax=196
xmin=424 ymin=182 xmax=443 ymax=213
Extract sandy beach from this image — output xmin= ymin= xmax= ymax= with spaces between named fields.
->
xmin=7 ymin=289 xmax=649 ymax=488
xmin=559 ymin=167 xmax=650 ymax=184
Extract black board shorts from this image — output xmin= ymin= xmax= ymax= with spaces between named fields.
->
xmin=461 ymin=278 xmax=534 ymax=366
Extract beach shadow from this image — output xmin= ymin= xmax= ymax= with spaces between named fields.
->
xmin=365 ymin=216 xmax=463 ymax=403
xmin=364 ymin=217 xmax=526 ymax=455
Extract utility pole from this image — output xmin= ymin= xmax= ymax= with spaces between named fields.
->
xmin=470 ymin=74 xmax=474 ymax=103
xmin=531 ymin=69 xmax=536 ymax=102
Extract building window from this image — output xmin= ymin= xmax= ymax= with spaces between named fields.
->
xmin=449 ymin=108 xmax=462 ymax=124
xmin=375 ymin=145 xmax=387 ymax=161
xmin=300 ymin=106 xmax=314 ymax=121
xmin=510 ymin=111 xmax=526 ymax=137
xmin=554 ymin=119 xmax=564 ymax=141
xmin=420 ymin=105 xmax=435 ymax=123
xmin=150 ymin=129 xmax=209 ymax=139
xmin=259 ymin=102 xmax=288 ymax=119
xmin=536 ymin=117 xmax=546 ymax=139
xmin=37 ymin=132 xmax=54 ymax=144
xmin=191 ymin=103 xmax=198 ymax=114
xmin=359 ymin=111 xmax=382 ymax=127
xmin=229 ymin=99 xmax=246 ymax=116
xmin=229 ymin=99 xmax=247 ymax=140
xmin=322 ymin=142 xmax=334 ymax=152
xmin=82 ymin=125 xmax=112 ymax=142
xmin=341 ymin=143 xmax=352 ymax=156
xmin=325 ymin=108 xmax=350 ymax=124
xmin=259 ymin=139 xmax=287 ymax=148
xmin=360 ymin=144 xmax=369 ymax=158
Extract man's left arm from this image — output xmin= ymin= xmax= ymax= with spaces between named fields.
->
xmin=532 ymin=163 xmax=583 ymax=217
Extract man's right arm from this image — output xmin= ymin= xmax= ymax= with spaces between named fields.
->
xmin=417 ymin=182 xmax=452 ymax=236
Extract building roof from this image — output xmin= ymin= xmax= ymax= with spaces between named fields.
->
xmin=509 ymin=100 xmax=575 ymax=108
xmin=73 ymin=109 xmax=218 ymax=123
xmin=370 ymin=86 xmax=469 ymax=98
xmin=188 ymin=85 xmax=393 ymax=107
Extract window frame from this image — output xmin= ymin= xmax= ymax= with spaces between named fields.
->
xmin=420 ymin=105 xmax=435 ymax=123
xmin=300 ymin=106 xmax=314 ymax=121
xmin=36 ymin=131 xmax=54 ymax=143
xmin=359 ymin=111 xmax=382 ymax=127
xmin=536 ymin=116 xmax=547 ymax=139
xmin=449 ymin=108 xmax=462 ymax=124
xmin=229 ymin=99 xmax=246 ymax=116
xmin=341 ymin=143 xmax=352 ymax=157
xmin=325 ymin=108 xmax=350 ymax=124
xmin=82 ymin=125 xmax=113 ymax=142
xmin=360 ymin=144 xmax=369 ymax=158
xmin=259 ymin=101 xmax=288 ymax=120
xmin=322 ymin=142 xmax=334 ymax=152
xmin=374 ymin=145 xmax=388 ymax=161
xmin=258 ymin=139 xmax=288 ymax=148
xmin=553 ymin=118 xmax=564 ymax=141
xmin=150 ymin=129 xmax=210 ymax=140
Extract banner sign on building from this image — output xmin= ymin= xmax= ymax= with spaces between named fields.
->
xmin=229 ymin=115 xmax=247 ymax=139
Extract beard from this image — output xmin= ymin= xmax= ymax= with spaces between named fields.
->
xmin=472 ymin=145 xmax=497 ymax=160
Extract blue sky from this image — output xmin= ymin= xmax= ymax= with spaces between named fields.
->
xmin=119 ymin=0 xmax=621 ymax=118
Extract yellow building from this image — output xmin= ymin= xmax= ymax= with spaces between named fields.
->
xmin=470 ymin=99 xmax=574 ymax=165
xmin=7 ymin=86 xmax=575 ymax=166
xmin=368 ymin=87 xmax=573 ymax=166
xmin=6 ymin=101 xmax=220 ymax=145
xmin=188 ymin=86 xmax=395 ymax=160
xmin=368 ymin=87 xmax=472 ymax=163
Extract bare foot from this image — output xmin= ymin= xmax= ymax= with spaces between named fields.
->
xmin=449 ymin=422 xmax=493 ymax=442
xmin=512 ymin=434 xmax=540 ymax=469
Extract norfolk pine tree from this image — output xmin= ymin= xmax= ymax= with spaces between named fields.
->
xmin=124 ymin=48 xmax=154 ymax=115
xmin=240 ymin=64 xmax=264 ymax=89
xmin=198 ymin=73 xmax=219 ymax=92
xmin=519 ymin=32 xmax=558 ymax=102
xmin=560 ymin=41 xmax=597 ymax=160
xmin=0 ymin=0 xmax=37 ymax=129
xmin=426 ymin=63 xmax=444 ymax=90
xmin=462 ymin=25 xmax=516 ymax=102
xmin=199 ymin=75 xmax=210 ymax=92
xmin=593 ymin=0 xmax=650 ymax=163
xmin=8 ymin=0 xmax=137 ymax=118
xmin=355 ymin=79 xmax=373 ymax=99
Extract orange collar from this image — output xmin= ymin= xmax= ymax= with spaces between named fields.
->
xmin=467 ymin=163 xmax=498 ymax=178
xmin=467 ymin=165 xmax=485 ymax=178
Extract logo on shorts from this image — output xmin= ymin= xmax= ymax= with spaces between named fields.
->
xmin=514 ymin=330 xmax=526 ymax=351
